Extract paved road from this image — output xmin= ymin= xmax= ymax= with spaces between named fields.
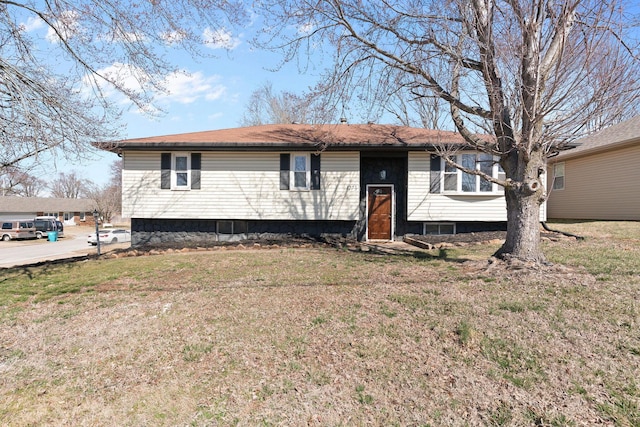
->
xmin=0 ymin=229 xmax=99 ymax=268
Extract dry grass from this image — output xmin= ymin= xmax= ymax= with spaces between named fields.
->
xmin=0 ymin=221 xmax=639 ymax=426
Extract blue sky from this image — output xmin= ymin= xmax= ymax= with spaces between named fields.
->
xmin=84 ymin=43 xmax=324 ymax=185
xmin=20 ymin=13 xmax=328 ymax=187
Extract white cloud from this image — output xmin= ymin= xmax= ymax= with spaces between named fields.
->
xmin=45 ymin=10 xmax=82 ymax=43
xmin=298 ymin=22 xmax=315 ymax=35
xmin=86 ymin=64 xmax=227 ymax=116
xmin=158 ymin=71 xmax=227 ymax=105
xmin=203 ymin=27 xmax=241 ymax=50
xmin=20 ymin=16 xmax=44 ymax=32
xmin=92 ymin=62 xmax=145 ymax=98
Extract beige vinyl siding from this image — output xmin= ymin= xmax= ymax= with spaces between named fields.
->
xmin=407 ymin=152 xmax=547 ymax=222
xmin=547 ymin=144 xmax=640 ymax=220
xmin=123 ymin=151 xmax=360 ymax=220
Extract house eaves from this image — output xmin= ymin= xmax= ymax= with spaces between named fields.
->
xmin=103 ymin=124 xmax=483 ymax=153
xmin=554 ymin=116 xmax=640 ymax=161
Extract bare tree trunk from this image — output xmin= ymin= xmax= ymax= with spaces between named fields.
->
xmin=495 ymin=187 xmax=544 ymax=263
xmin=495 ymin=149 xmax=547 ymax=263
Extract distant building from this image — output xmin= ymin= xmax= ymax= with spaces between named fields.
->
xmin=0 ymin=197 xmax=97 ymax=225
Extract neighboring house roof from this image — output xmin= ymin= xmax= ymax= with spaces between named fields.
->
xmin=110 ymin=124 xmax=477 ymax=152
xmin=0 ymin=197 xmax=96 ymax=213
xmin=554 ymin=115 xmax=640 ymax=161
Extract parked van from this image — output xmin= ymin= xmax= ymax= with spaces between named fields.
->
xmin=33 ymin=217 xmax=64 ymax=239
xmin=1 ymin=219 xmax=37 ymax=241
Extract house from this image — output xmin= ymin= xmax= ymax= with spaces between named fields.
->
xmin=0 ymin=196 xmax=97 ymax=225
xmin=547 ymin=116 xmax=640 ymax=221
xmin=112 ymin=124 xmax=542 ymax=246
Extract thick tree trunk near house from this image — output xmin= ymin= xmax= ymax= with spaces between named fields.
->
xmin=494 ymin=187 xmax=545 ymax=263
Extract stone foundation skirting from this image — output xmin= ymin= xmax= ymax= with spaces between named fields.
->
xmin=131 ymin=218 xmax=357 ymax=246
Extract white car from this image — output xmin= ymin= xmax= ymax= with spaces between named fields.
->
xmin=88 ymin=229 xmax=131 ymax=245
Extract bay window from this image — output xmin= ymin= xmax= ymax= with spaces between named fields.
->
xmin=431 ymin=153 xmax=501 ymax=194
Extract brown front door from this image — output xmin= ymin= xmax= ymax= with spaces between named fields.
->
xmin=367 ymin=186 xmax=392 ymax=240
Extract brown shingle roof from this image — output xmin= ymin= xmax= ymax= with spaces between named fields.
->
xmin=0 ymin=197 xmax=96 ymax=213
xmin=112 ymin=124 xmax=472 ymax=151
xmin=556 ymin=116 xmax=640 ymax=160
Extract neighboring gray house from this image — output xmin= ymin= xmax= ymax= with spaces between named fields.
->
xmin=0 ymin=197 xmax=96 ymax=225
xmin=111 ymin=123 xmax=547 ymax=246
xmin=547 ymin=116 xmax=640 ymax=221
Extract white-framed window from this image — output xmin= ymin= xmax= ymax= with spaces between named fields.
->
xmin=280 ymin=153 xmax=320 ymax=191
xmin=80 ymin=212 xmax=86 ymax=222
xmin=440 ymin=153 xmax=501 ymax=194
xmin=63 ymin=212 xmax=73 ymax=221
xmin=173 ymin=153 xmax=190 ymax=190
xmin=552 ymin=162 xmax=565 ymax=190
xmin=161 ymin=152 xmax=201 ymax=191
xmin=291 ymin=153 xmax=311 ymax=190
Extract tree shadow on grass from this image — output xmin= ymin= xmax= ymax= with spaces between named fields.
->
xmin=350 ymin=242 xmax=473 ymax=263
xmin=0 ymin=255 xmax=91 ymax=282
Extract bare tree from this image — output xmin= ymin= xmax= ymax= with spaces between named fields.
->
xmin=384 ymin=89 xmax=450 ymax=130
xmin=240 ymin=81 xmax=338 ymax=126
xmin=49 ymin=171 xmax=90 ymax=199
xmin=252 ymin=0 xmax=640 ymax=264
xmin=0 ymin=0 xmax=243 ymax=173
xmin=0 ymin=167 xmax=45 ymax=197
xmin=85 ymin=160 xmax=122 ymax=223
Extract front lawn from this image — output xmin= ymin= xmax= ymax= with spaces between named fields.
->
xmin=1 ymin=221 xmax=638 ymax=426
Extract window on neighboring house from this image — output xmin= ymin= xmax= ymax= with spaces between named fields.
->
xmin=280 ymin=153 xmax=321 ymax=191
xmin=431 ymin=153 xmax=500 ymax=194
xmin=63 ymin=212 xmax=73 ymax=221
xmin=552 ymin=162 xmax=565 ymax=190
xmin=161 ymin=153 xmax=201 ymax=190
xmin=80 ymin=212 xmax=86 ymax=222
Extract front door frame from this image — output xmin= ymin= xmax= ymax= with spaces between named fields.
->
xmin=366 ymin=184 xmax=395 ymax=241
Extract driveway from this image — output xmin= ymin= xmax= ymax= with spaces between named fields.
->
xmin=0 ymin=226 xmax=129 ymax=268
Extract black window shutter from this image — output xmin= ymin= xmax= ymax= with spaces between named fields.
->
xmin=161 ymin=153 xmax=171 ymax=189
xmin=280 ymin=153 xmax=290 ymax=190
xmin=429 ymin=154 xmax=442 ymax=193
xmin=191 ymin=153 xmax=201 ymax=190
xmin=311 ymin=154 xmax=321 ymax=190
